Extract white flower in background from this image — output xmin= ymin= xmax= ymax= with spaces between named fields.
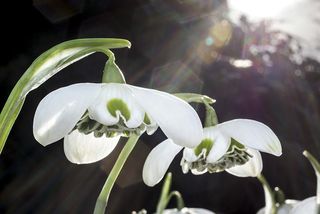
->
xmin=290 ymin=197 xmax=317 ymax=214
xmin=33 ymin=83 xmax=202 ymax=164
xmin=162 ymin=207 xmax=215 ymax=214
xmin=143 ymin=119 xmax=282 ymax=186
xmin=257 ymin=199 xmax=299 ymax=214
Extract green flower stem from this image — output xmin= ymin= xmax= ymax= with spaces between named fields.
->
xmin=101 ymin=49 xmax=126 ymax=84
xmin=204 ymin=101 xmax=218 ymax=127
xmin=156 ymin=173 xmax=185 ymax=214
xmin=167 ymin=191 xmax=185 ymax=211
xmin=156 ymin=173 xmax=173 ymax=214
xmin=257 ymin=174 xmax=277 ymax=214
xmin=0 ymin=38 xmax=131 ymax=154
xmin=94 ymin=134 xmax=140 ymax=214
xmin=174 ymin=93 xmax=216 ymax=104
xmin=303 ymin=150 xmax=320 ymax=205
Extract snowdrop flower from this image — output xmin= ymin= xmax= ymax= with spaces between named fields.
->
xmin=33 ymin=83 xmax=202 ymax=164
xmin=143 ymin=119 xmax=281 ymax=186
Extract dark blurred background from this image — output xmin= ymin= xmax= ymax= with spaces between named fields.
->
xmin=1 ymin=0 xmax=320 ymax=213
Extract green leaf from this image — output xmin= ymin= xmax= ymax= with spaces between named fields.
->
xmin=174 ymin=93 xmax=216 ymax=104
xmin=0 ymin=38 xmax=131 ymax=154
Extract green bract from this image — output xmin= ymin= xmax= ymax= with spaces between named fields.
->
xmin=0 ymin=38 xmax=131 ymax=153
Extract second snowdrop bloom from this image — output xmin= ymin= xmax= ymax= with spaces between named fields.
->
xmin=143 ymin=119 xmax=282 ymax=186
xmin=33 ymin=83 xmax=202 ymax=164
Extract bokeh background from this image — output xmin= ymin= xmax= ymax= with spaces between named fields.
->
xmin=1 ymin=0 xmax=320 ymax=213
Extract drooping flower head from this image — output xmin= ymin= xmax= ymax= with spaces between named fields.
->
xmin=33 ymin=83 xmax=203 ymax=164
xmin=143 ymin=119 xmax=282 ymax=186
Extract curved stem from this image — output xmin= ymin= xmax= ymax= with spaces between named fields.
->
xmin=167 ymin=191 xmax=185 ymax=211
xmin=94 ymin=134 xmax=140 ymax=214
xmin=257 ymin=174 xmax=277 ymax=214
xmin=303 ymin=150 xmax=320 ymax=205
xmin=204 ymin=100 xmax=218 ymax=127
xmin=101 ymin=49 xmax=126 ymax=84
xmin=156 ymin=173 xmax=185 ymax=214
xmin=156 ymin=173 xmax=173 ymax=214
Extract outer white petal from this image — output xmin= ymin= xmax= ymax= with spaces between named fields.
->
xmin=128 ymin=85 xmax=203 ymax=148
xmin=226 ymin=149 xmax=262 ymax=177
xmin=290 ymin=197 xmax=317 ymax=214
xmin=33 ymin=83 xmax=101 ymax=146
xmin=143 ymin=139 xmax=182 ymax=187
xmin=204 ymin=127 xmax=231 ymax=163
xmin=163 ymin=208 xmax=215 ymax=214
xmin=217 ymin=119 xmax=282 ymax=156
xmin=191 ymin=168 xmax=208 ymax=175
xmin=183 ymin=147 xmax=198 ymax=162
xmin=63 ymin=130 xmax=120 ymax=164
xmin=88 ymin=83 xmax=145 ymax=128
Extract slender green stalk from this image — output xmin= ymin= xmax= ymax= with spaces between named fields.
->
xmin=102 ymin=50 xmax=126 ymax=84
xmin=303 ymin=150 xmax=320 ymax=205
xmin=94 ymin=134 xmax=140 ymax=214
xmin=156 ymin=173 xmax=173 ymax=214
xmin=204 ymin=100 xmax=218 ymax=127
xmin=167 ymin=191 xmax=185 ymax=210
xmin=156 ymin=173 xmax=185 ymax=214
xmin=257 ymin=174 xmax=277 ymax=214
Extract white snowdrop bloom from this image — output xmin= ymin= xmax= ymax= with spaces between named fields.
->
xmin=143 ymin=119 xmax=281 ymax=186
xmin=33 ymin=83 xmax=203 ymax=164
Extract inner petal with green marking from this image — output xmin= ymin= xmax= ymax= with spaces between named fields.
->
xmin=74 ymin=111 xmax=146 ymax=138
xmin=194 ymin=138 xmax=214 ymax=157
xmin=107 ymin=98 xmax=131 ymax=121
xmin=181 ymin=138 xmax=252 ymax=174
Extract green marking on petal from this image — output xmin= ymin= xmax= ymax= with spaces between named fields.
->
xmin=194 ymin=138 xmax=213 ymax=157
xmin=107 ymin=98 xmax=131 ymax=121
xmin=228 ymin=138 xmax=245 ymax=151
xmin=143 ymin=114 xmax=151 ymax=125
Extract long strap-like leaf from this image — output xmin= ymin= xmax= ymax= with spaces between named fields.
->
xmin=0 ymin=38 xmax=131 ymax=153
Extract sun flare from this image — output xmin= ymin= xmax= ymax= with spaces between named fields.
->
xmin=228 ymin=0 xmax=302 ymax=20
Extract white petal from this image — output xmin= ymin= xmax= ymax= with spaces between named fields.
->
xmin=217 ymin=119 xmax=282 ymax=156
xmin=63 ymin=130 xmax=120 ymax=164
xmin=33 ymin=83 xmax=101 ymax=146
xmin=183 ymin=147 xmax=198 ymax=162
xmin=128 ymin=85 xmax=203 ymax=148
xmin=163 ymin=208 xmax=215 ymax=214
xmin=88 ymin=83 xmax=145 ymax=128
xmin=191 ymin=168 xmax=208 ymax=175
xmin=290 ymin=197 xmax=316 ymax=214
xmin=226 ymin=149 xmax=262 ymax=177
xmin=204 ymin=127 xmax=231 ymax=163
xmin=142 ymin=139 xmax=182 ymax=187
